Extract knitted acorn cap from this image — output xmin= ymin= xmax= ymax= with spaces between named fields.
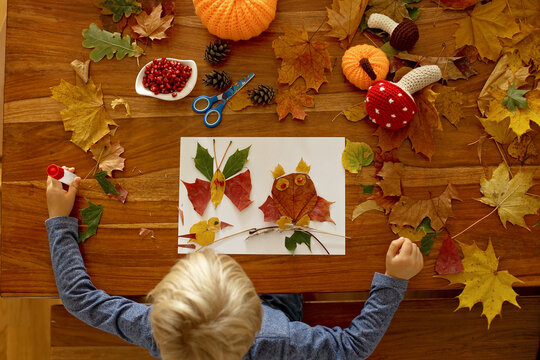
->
xmin=367 ymin=13 xmax=419 ymax=51
xmin=365 ymin=65 xmax=442 ymax=130
xmin=193 ymin=0 xmax=277 ymax=41
xmin=342 ymin=44 xmax=389 ymax=90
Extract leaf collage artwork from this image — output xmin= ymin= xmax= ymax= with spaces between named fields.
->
xmin=178 ymin=138 xmax=345 ymax=255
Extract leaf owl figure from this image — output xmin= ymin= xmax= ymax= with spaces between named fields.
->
xmin=259 ymin=159 xmax=335 ymax=229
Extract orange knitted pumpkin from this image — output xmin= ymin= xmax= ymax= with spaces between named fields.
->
xmin=193 ymin=0 xmax=277 ymax=41
xmin=342 ymin=45 xmax=389 ymax=90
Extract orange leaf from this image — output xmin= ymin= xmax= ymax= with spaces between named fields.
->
xmin=132 ymin=3 xmax=174 ymax=40
xmin=326 ymin=0 xmax=368 ymax=48
xmin=272 ymin=26 xmax=331 ymax=91
xmin=407 ymin=86 xmax=440 ymax=160
xmin=226 ymin=87 xmax=253 ymax=111
xmin=275 ymin=85 xmax=314 ymax=121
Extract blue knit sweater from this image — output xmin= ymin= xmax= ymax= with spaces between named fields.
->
xmin=46 ymin=216 xmax=408 ymax=359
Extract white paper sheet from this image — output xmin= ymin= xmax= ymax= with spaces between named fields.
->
xmin=178 ymin=137 xmax=346 ymax=255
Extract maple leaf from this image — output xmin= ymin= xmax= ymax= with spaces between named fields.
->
xmin=435 ymin=234 xmax=464 ymax=275
xmin=224 ymin=170 xmax=253 ymax=211
xmin=395 ymin=53 xmax=477 ymax=81
xmin=507 ymin=134 xmax=538 ymax=164
xmin=433 ymin=84 xmax=465 ymax=126
xmin=432 ymin=0 xmax=477 ymax=10
xmin=108 ymin=183 xmax=128 ymax=203
xmin=275 ymin=85 xmax=314 ymax=121
xmin=79 ymin=199 xmax=103 ymax=243
xmin=182 ymin=179 xmax=211 ymax=216
xmin=341 ymin=139 xmax=374 ymax=174
xmin=436 ymin=240 xmax=523 ymax=328
xmin=82 ymin=23 xmax=143 ymax=62
xmin=365 ymin=0 xmax=410 ymax=22
xmin=90 ymin=136 xmax=125 ymax=176
xmin=373 ymin=126 xmax=409 ymax=153
xmin=352 ymin=199 xmax=384 ymax=220
xmin=391 ymin=225 xmax=426 ymax=243
xmin=132 ymin=3 xmax=174 ymax=40
xmin=342 ymin=101 xmax=368 ymax=122
xmin=98 ymin=0 xmax=142 ymax=22
xmin=389 ymin=184 xmax=461 ymax=231
xmin=272 ymin=26 xmax=331 ymax=91
xmin=326 ymin=0 xmax=368 ymax=48
xmin=51 ymin=78 xmax=118 ymax=152
xmin=478 ymin=117 xmax=517 ymax=145
xmin=259 ymin=196 xmax=282 ymax=222
xmin=454 ymin=0 xmax=519 ymax=61
xmin=227 ymin=87 xmax=253 ymax=111
xmin=477 ymin=163 xmax=540 ymax=229
xmin=111 ymin=98 xmax=131 ymax=116
xmin=486 ymin=89 xmax=540 ymax=137
xmin=94 ymin=170 xmax=120 ymax=196
xmin=501 ymin=23 xmax=540 ymax=65
xmin=506 ymin=0 xmax=540 ymax=27
xmin=310 ymin=196 xmax=335 ymax=224
xmin=70 ymin=59 xmax=90 ymax=83
xmin=376 ymin=162 xmax=403 ymax=197
xmin=502 ymin=84 xmax=529 ymax=113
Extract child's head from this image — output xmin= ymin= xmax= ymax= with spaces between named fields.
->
xmin=148 ymin=249 xmax=262 ymax=360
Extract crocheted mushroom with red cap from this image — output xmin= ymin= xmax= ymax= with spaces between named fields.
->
xmin=365 ymin=65 xmax=442 ymax=130
xmin=367 ymin=13 xmax=419 ymax=51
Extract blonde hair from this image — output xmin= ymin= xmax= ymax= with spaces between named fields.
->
xmin=148 ymin=249 xmax=262 ymax=360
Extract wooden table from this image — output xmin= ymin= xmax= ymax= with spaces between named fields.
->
xmin=2 ymin=0 xmax=539 ymax=297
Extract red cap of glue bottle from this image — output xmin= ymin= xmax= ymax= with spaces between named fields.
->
xmin=47 ymin=164 xmax=77 ymax=186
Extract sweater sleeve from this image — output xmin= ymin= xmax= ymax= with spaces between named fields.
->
xmin=46 ymin=216 xmax=160 ymax=359
xmin=286 ymin=272 xmax=408 ymax=360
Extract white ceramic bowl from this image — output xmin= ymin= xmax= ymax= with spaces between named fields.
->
xmin=135 ymin=58 xmax=197 ymax=101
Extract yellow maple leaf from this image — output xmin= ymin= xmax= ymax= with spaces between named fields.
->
xmin=275 ymin=85 xmax=315 ymax=121
xmin=277 ymin=216 xmax=293 ymax=229
xmin=89 ymin=135 xmax=125 ymax=176
xmin=272 ymin=164 xmax=285 ymax=179
xmin=478 ymin=116 xmax=517 ymax=144
xmin=132 ymin=3 xmax=174 ymax=40
xmin=486 ymin=89 xmax=540 ymax=137
xmin=326 ymin=0 xmax=368 ymax=48
xmin=296 ymin=158 xmax=311 ymax=173
xmin=436 ymin=240 xmax=523 ymax=329
xmin=51 ymin=77 xmax=118 ymax=152
xmin=477 ymin=163 xmax=540 ymax=229
xmin=227 ymin=87 xmax=253 ymax=111
xmin=365 ymin=0 xmax=410 ymax=22
xmin=272 ymin=26 xmax=331 ymax=92
xmin=501 ymin=23 xmax=540 ymax=65
xmin=391 ymin=225 xmax=426 ymax=243
xmin=454 ymin=0 xmax=519 ymax=61
xmin=506 ymin=0 xmax=540 ymax=27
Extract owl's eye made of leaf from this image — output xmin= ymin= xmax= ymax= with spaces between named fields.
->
xmin=295 ymin=174 xmax=308 ymax=186
xmin=276 ymin=178 xmax=289 ymax=191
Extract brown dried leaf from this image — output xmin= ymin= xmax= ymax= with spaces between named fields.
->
xmin=71 ymin=59 xmax=90 ymax=83
xmin=352 ymin=199 xmax=384 ymax=220
xmin=327 ymin=0 xmax=368 ymax=48
xmin=478 ymin=117 xmax=517 ymax=145
xmin=369 ymin=189 xmax=399 ymax=214
xmin=275 ymin=85 xmax=314 ymax=121
xmin=508 ymin=134 xmax=538 ymax=164
xmin=90 ymin=135 xmax=126 ymax=176
xmin=132 ymin=3 xmax=173 ymax=40
xmin=365 ymin=0 xmax=410 ymax=22
xmin=343 ymin=100 xmax=368 ymax=122
xmin=395 ymin=53 xmax=476 ymax=81
xmin=376 ymin=162 xmax=404 ymax=197
xmin=227 ymin=87 xmax=253 ymax=111
xmin=433 ymin=84 xmax=465 ymax=126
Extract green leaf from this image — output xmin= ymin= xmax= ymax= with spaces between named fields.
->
xmin=94 ymin=170 xmax=119 ymax=195
xmin=406 ymin=5 xmax=420 ymax=21
xmin=342 ymin=139 xmax=374 ymax=173
xmin=82 ymin=23 xmax=143 ymax=62
xmin=416 ymin=217 xmax=434 ymax=234
xmin=380 ymin=42 xmax=399 ymax=59
xmin=502 ymin=84 xmax=530 ymax=113
xmin=222 ymin=146 xmax=251 ymax=179
xmin=98 ymin=0 xmax=142 ymax=22
xmin=420 ymin=230 xmax=441 ymax=256
xmin=194 ymin=143 xmax=214 ymax=181
xmin=401 ymin=0 xmax=421 ymax=3
xmin=361 ymin=184 xmax=375 ymax=194
xmin=284 ymin=231 xmax=312 ymax=254
xmin=533 ymin=220 xmax=540 ymax=227
xmin=79 ymin=199 xmax=103 ymax=243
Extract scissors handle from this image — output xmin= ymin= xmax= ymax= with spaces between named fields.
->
xmin=192 ymin=95 xmax=217 ymax=113
xmin=203 ymin=101 xmax=225 ymax=128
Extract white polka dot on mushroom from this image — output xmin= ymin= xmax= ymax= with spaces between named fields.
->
xmin=386 ymin=123 xmax=391 ymax=128
xmin=391 ymin=114 xmax=396 ymax=118
xmin=380 ymin=87 xmax=385 ymax=91
xmin=402 ymin=107 xmax=407 ymax=112
xmin=403 ymin=121 xmax=407 ymax=124
xmin=366 ymin=97 xmax=369 ymax=102
xmin=388 ymin=98 xmax=394 ymax=104
xmin=375 ymin=109 xmax=380 ymax=114
xmin=398 ymin=93 xmax=402 ymax=97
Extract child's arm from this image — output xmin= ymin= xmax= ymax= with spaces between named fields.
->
xmin=45 ymin=172 xmax=160 ymax=358
xmin=285 ymin=237 xmax=422 ymax=359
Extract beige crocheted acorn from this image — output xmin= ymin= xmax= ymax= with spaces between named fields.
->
xmin=193 ymin=0 xmax=277 ymax=41
xmin=367 ymin=13 xmax=419 ymax=51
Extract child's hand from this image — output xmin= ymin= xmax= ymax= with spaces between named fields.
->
xmin=385 ymin=237 xmax=423 ymax=280
xmin=46 ymin=167 xmax=81 ymax=218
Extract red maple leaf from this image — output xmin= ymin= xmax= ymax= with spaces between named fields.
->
xmin=309 ymin=196 xmax=335 ymax=224
xmin=224 ymin=170 xmax=253 ymax=211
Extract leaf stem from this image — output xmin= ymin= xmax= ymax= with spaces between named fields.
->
xmin=452 ymin=206 xmax=498 ymax=239
xmin=493 ymin=139 xmax=513 ymax=178
xmin=218 ymin=141 xmax=232 ymax=170
xmin=213 ymin=139 xmax=218 ymax=170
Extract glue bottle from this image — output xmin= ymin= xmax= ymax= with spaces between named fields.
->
xmin=47 ymin=164 xmax=77 ymax=185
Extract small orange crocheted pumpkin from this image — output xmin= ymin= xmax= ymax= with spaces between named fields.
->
xmin=342 ymin=45 xmax=389 ymax=90
xmin=193 ymin=0 xmax=277 ymax=41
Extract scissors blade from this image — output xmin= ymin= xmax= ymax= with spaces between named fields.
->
xmin=222 ymin=73 xmax=255 ymax=101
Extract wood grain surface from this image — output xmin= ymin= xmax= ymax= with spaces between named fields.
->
xmin=2 ymin=0 xmax=539 ymax=296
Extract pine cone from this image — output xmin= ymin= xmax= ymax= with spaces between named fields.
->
xmin=202 ymin=70 xmax=231 ymax=90
xmin=204 ymin=40 xmax=231 ymax=64
xmin=248 ymin=85 xmax=275 ymax=105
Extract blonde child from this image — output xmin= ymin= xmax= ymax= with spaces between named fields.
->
xmin=46 ymin=169 xmax=423 ymax=360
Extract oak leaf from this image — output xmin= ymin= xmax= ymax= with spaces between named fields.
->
xmin=352 ymin=199 xmax=384 ymax=220
xmin=272 ymin=26 xmax=331 ymax=91
xmin=97 ymin=0 xmax=142 ymax=22
xmin=433 ymin=84 xmax=465 ymax=126
xmin=82 ymin=23 xmax=143 ymax=62
xmin=275 ymin=85 xmax=314 ymax=121
xmin=436 ymin=240 xmax=523 ymax=328
xmin=342 ymin=139 xmax=374 ymax=173
xmin=90 ymin=136 xmax=126 ymax=176
xmin=477 ymin=163 xmax=540 ymax=229
xmin=454 ymin=0 xmax=519 ymax=61
xmin=485 ymin=89 xmax=540 ymax=137
xmin=51 ymin=78 xmax=118 ymax=151
xmin=326 ymin=0 xmax=368 ymax=48
xmin=376 ymin=162 xmax=403 ymax=197
xmin=389 ymin=184 xmax=461 ymax=231
xmin=132 ymin=3 xmax=174 ymax=40
xmin=365 ymin=0 xmax=410 ymax=22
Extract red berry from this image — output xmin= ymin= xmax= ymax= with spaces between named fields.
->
xmin=172 ymin=93 xmax=177 ymax=97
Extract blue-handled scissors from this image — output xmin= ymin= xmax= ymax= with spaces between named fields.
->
xmin=192 ymin=73 xmax=255 ymax=128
